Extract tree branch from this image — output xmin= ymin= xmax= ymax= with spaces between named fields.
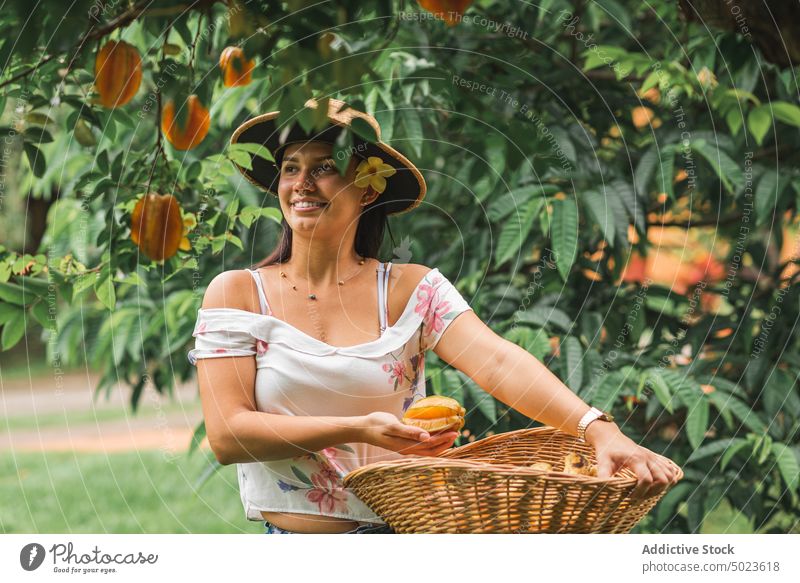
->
xmin=87 ymin=1 xmax=223 ymax=41
xmin=0 ymin=1 xmax=223 ymax=90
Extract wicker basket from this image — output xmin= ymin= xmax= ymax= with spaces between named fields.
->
xmin=343 ymin=426 xmax=683 ymax=533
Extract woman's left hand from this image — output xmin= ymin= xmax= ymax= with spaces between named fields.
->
xmin=585 ymin=421 xmax=681 ymax=500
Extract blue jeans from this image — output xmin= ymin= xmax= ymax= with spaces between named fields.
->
xmin=264 ymin=521 xmax=394 ymax=534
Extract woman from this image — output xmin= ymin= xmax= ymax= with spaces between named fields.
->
xmin=189 ymin=98 xmax=680 ymax=534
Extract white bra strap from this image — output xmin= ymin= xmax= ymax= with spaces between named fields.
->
xmin=246 ymin=269 xmax=271 ymax=315
xmin=383 ymin=262 xmax=392 ymax=330
xmin=377 ymin=263 xmax=386 ymax=333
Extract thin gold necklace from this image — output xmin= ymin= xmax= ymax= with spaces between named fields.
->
xmin=278 ymin=256 xmax=370 ymax=343
xmin=278 ymin=256 xmax=368 ymax=300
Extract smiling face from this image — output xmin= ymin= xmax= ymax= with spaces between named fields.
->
xmin=277 ymin=141 xmax=378 ymax=237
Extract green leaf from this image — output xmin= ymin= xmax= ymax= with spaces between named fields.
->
xmin=188 ymin=421 xmax=206 ymax=457
xmin=239 ymin=206 xmax=259 ymax=228
xmin=23 ymin=142 xmax=46 ymax=177
xmin=73 ymin=272 xmax=96 ymax=297
xmin=238 ymin=205 xmax=281 ymax=228
xmin=634 ymin=144 xmax=658 ymax=199
xmin=260 ymin=207 xmax=283 ymax=224
xmin=95 ymin=273 xmax=116 ymax=310
xmin=2 ymin=309 xmax=26 ymax=350
xmin=563 ymin=335 xmax=583 ymax=392
xmin=517 ymin=306 xmax=573 ymax=333
xmin=763 ymin=369 xmax=800 ymax=420
xmin=0 ymin=303 xmax=20 ymax=325
xmin=226 ymin=197 xmax=240 ymax=220
xmin=211 ymin=237 xmax=226 ymax=254
xmin=611 ymin=179 xmax=645 ymax=233
xmin=654 ymin=481 xmax=693 ymax=524
xmin=657 ymin=144 xmax=676 ymax=200
xmin=686 ymin=399 xmax=709 ymax=450
xmin=718 ymin=393 xmax=768 ymax=434
xmin=747 ymin=105 xmax=771 ymax=145
xmin=18 ymin=276 xmax=49 ymax=296
xmin=771 ymin=442 xmax=800 ymax=496
xmin=581 ymin=189 xmax=615 ymax=245
xmin=24 ymin=125 xmax=54 ymax=144
xmin=686 ymin=437 xmax=738 ymax=463
xmin=686 ymin=490 xmax=707 ymax=533
xmin=755 ymin=170 xmax=788 ymax=226
xmin=333 ymin=128 xmax=353 ymax=178
xmin=725 ymin=108 xmax=744 ymax=136
xmin=690 ymin=139 xmax=743 ymax=194
xmin=582 ymin=45 xmax=628 ymax=71
xmin=488 ymin=184 xmax=557 ymax=223
xmin=229 ymin=141 xmax=275 ymax=163
xmin=0 ymin=281 xmax=28 ymax=305
xmin=655 ymin=369 xmax=708 ymax=448
xmin=494 ymin=197 xmax=543 ymax=267
xmin=440 ymin=369 xmax=465 ymax=405
xmin=505 ymin=326 xmax=551 ymax=361
xmin=193 ymin=459 xmax=223 ymax=491
xmin=756 ymin=433 xmax=773 ymax=465
xmin=184 ymin=160 xmax=202 ymax=182
xmin=594 ymin=0 xmax=632 ymax=31
xmin=463 ymin=374 xmax=497 ymax=423
xmin=225 ymin=233 xmax=244 ymax=250
xmin=770 ymin=101 xmax=800 ymax=127
xmin=350 ymin=116 xmax=379 ymax=144
xmin=400 ymin=109 xmax=423 ymax=158
xmin=30 ymin=300 xmax=49 ymax=327
xmin=551 ymin=197 xmax=579 ymax=281
xmin=590 ymin=369 xmax=628 ymax=410
xmin=227 ymin=148 xmax=252 ymax=170
xmin=429 ymin=367 xmax=443 ymax=396
xmin=646 ymin=369 xmax=675 ymax=413
xmin=640 ymin=70 xmax=661 ymax=93
xmin=720 ymin=438 xmax=750 ymax=470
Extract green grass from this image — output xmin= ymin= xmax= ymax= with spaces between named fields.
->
xmin=0 ymin=354 xmax=73 ymax=380
xmin=2 ymin=398 xmax=197 ymax=432
xmin=0 ymin=450 xmax=264 ymax=533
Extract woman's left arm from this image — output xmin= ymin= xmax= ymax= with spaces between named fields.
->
xmin=433 ymin=311 xmax=681 ymax=500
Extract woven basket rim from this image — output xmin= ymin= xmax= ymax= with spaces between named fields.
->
xmin=343 ymin=455 xmax=641 ymax=488
xmin=343 ymin=425 xmax=684 ymax=495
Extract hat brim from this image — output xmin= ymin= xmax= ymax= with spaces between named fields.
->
xmin=230 ymin=112 xmax=425 ymax=216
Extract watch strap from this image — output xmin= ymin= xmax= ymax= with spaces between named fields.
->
xmin=577 ymin=406 xmax=609 ymax=442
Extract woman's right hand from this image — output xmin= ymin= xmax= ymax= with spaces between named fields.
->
xmin=360 ymin=411 xmax=460 ymax=456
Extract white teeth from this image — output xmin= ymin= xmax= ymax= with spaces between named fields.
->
xmin=293 ymin=201 xmax=326 ymax=208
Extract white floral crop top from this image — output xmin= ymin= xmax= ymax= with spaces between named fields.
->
xmin=188 ymin=262 xmax=473 ymax=524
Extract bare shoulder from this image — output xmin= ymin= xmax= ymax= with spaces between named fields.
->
xmin=391 ymin=262 xmax=432 ymax=283
xmin=202 ymin=269 xmax=260 ymax=312
xmin=389 ymin=262 xmax=433 ymax=299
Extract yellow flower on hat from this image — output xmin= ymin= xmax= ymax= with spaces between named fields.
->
xmin=354 ymin=156 xmax=396 ymax=194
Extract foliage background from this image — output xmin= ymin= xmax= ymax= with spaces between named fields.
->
xmin=1 ymin=0 xmax=799 ymax=533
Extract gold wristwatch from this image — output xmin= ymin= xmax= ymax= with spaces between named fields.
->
xmin=577 ymin=406 xmax=615 ymax=443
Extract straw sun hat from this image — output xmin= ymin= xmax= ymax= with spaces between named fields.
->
xmin=230 ymin=97 xmax=427 ymax=216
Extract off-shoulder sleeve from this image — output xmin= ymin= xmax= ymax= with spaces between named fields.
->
xmin=187 ymin=308 xmax=266 ymax=365
xmin=417 ymin=269 xmax=473 ymax=352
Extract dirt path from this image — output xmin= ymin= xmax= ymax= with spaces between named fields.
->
xmin=1 ymin=370 xmax=209 ymax=454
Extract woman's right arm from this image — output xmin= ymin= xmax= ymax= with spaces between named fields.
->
xmin=196 ymin=271 xmax=458 ymax=465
